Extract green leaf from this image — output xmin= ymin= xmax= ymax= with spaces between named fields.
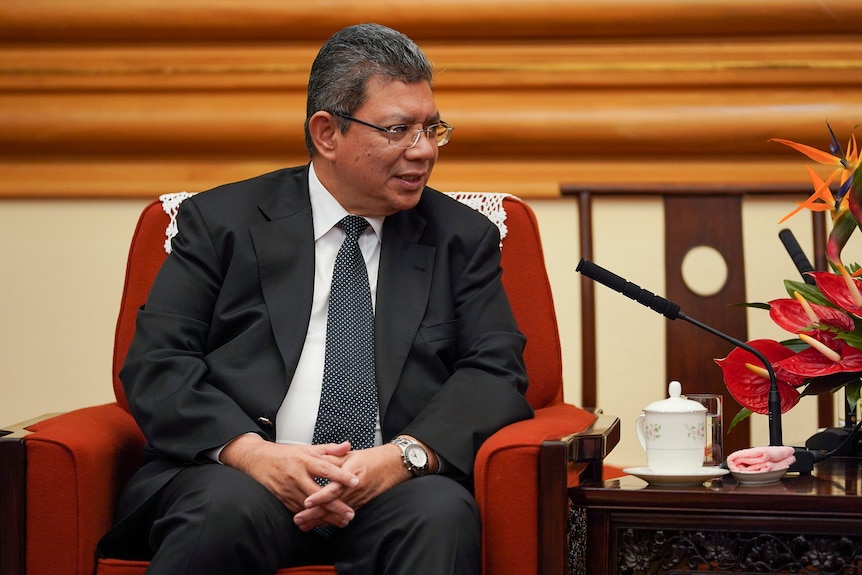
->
xmin=845 ymin=378 xmax=862 ymax=408
xmin=783 ymin=279 xmax=832 ymax=306
xmin=800 ymin=374 xmax=860 ymax=396
xmin=779 ymin=337 xmax=808 ymax=352
xmin=827 ymin=210 xmax=858 ymax=266
xmin=733 ymin=301 xmax=771 ymax=311
xmin=727 ymin=407 xmax=753 ymax=432
xmin=837 ymin=329 xmax=862 ymax=350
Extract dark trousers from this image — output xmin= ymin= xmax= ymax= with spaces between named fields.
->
xmin=133 ymin=464 xmax=480 ymax=575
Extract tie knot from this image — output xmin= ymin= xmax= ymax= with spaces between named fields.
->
xmin=339 ymin=215 xmax=370 ymax=239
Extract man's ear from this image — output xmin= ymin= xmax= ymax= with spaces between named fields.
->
xmin=307 ymin=111 xmax=338 ymax=159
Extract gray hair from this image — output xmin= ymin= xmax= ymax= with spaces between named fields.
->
xmin=304 ymin=23 xmax=434 ymax=156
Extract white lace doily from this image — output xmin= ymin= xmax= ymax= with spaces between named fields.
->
xmin=159 ymin=191 xmax=195 ymax=254
xmin=159 ymin=190 xmax=512 ymax=254
xmin=443 ymin=191 xmax=511 ymax=248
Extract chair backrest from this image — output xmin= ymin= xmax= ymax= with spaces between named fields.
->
xmin=112 ymin=193 xmax=563 ymax=413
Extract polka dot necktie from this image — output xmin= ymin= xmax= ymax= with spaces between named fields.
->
xmin=312 ymin=215 xmax=378 ymax=455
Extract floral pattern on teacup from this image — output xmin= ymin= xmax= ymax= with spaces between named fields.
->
xmin=645 ymin=422 xmax=661 ymax=441
xmin=685 ymin=421 xmax=705 ymax=441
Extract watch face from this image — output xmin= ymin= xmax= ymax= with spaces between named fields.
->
xmin=406 ymin=445 xmax=428 ymax=467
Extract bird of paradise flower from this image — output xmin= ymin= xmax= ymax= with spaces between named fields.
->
xmin=771 ymin=121 xmax=861 ymax=270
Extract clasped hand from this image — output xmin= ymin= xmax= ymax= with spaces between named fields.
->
xmin=220 ymin=435 xmax=409 ymax=532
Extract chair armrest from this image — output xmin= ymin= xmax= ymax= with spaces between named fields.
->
xmin=2 ymin=413 xmax=71 ymax=575
xmin=565 ymin=411 xmax=621 ymax=484
xmin=1 ymin=403 xmax=144 ymax=575
xmin=474 ymin=403 xmax=610 ymax=575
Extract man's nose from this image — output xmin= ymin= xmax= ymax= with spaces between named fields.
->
xmin=405 ymin=130 xmax=437 ymax=157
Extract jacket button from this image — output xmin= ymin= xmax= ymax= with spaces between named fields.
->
xmin=257 ymin=417 xmax=273 ymax=428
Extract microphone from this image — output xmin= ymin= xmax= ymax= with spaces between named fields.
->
xmin=575 ymin=259 xmax=681 ymax=320
xmin=576 ymin=258 xmax=820 ymax=473
xmin=778 ymin=228 xmax=816 ymax=285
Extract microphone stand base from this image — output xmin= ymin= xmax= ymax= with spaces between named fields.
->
xmin=788 ymin=448 xmax=816 ymax=474
xmin=805 ymin=426 xmax=862 ymax=455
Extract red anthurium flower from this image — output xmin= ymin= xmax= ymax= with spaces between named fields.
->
xmin=715 ymin=339 xmax=802 ymax=415
xmin=778 ymin=332 xmax=862 ymax=378
xmin=810 ymin=271 xmax=862 ymax=318
xmin=768 ymin=298 xmax=855 ymax=333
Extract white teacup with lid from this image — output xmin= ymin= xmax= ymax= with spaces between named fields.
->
xmin=635 ymin=381 xmax=707 ymax=474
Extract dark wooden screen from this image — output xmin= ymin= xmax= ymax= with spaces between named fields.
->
xmin=566 ymin=183 xmax=827 ymax=456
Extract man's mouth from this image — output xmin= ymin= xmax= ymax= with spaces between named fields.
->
xmin=399 ymin=174 xmax=424 ymax=182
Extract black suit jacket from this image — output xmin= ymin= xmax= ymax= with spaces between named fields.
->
xmin=115 ymin=165 xmax=532 ymax=523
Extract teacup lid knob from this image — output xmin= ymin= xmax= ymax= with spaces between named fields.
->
xmin=643 ymin=380 xmax=707 ymax=413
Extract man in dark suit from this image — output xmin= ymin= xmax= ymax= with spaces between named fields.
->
xmin=99 ymin=23 xmax=533 ymax=575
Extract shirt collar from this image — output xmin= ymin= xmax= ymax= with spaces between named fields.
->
xmin=308 ymin=162 xmax=384 ymax=242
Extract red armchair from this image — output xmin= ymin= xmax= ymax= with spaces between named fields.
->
xmin=1 ymin=192 xmax=619 ymax=575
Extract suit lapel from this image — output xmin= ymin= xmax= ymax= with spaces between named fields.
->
xmin=375 ymin=208 xmax=435 ymax=419
xmin=250 ymin=174 xmax=315 ymax=383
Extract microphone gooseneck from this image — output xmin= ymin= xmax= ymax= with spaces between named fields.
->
xmin=676 ymin=313 xmax=783 ymax=447
xmin=575 ymin=258 xmax=783 ymax=448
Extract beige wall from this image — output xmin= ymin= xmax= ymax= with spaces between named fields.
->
xmin=0 ymin=195 xmax=827 ymax=468
xmin=0 ymin=200 xmax=147 ymax=424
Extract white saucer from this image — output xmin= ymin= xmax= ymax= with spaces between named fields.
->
xmin=730 ymin=467 xmax=788 ymax=485
xmin=623 ymin=466 xmax=729 ymax=487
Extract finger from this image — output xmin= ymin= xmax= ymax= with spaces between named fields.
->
xmin=295 ymin=492 xmax=356 ymax=529
xmin=304 ymin=484 xmax=356 ymax=518
xmin=310 ymin=460 xmax=359 ymax=489
xmin=294 ymin=508 xmax=331 ymax=532
xmin=313 ymin=441 xmax=352 ymax=457
xmin=303 ymin=479 xmax=344 ymax=507
xmin=295 ymin=503 xmax=355 ymax=531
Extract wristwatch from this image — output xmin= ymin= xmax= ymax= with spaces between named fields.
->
xmin=390 ymin=436 xmax=429 ymax=477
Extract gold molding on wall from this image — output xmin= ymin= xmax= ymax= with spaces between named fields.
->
xmin=2 ymin=0 xmax=860 ymax=42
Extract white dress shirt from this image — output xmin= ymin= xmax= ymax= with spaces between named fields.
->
xmin=274 ymin=162 xmax=384 ymax=447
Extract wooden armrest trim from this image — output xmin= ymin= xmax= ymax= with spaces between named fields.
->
xmin=0 ymin=413 xmax=64 ymax=440
xmin=0 ymin=428 xmax=30 ymax=575
xmin=565 ymin=413 xmax=621 ymax=464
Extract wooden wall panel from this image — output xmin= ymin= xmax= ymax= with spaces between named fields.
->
xmin=1 ymin=0 xmax=861 ymax=198
xmin=2 ymin=0 xmax=860 ymax=41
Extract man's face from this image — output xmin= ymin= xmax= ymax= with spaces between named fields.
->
xmin=329 ymin=77 xmax=441 ymax=218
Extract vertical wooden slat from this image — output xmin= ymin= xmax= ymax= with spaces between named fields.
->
xmin=578 ymin=191 xmax=598 ymax=409
xmin=538 ymin=440 xmax=567 ymax=575
xmin=812 ymin=210 xmax=834 ymax=428
xmin=0 ymin=434 xmax=26 ymax=575
xmin=663 ymin=194 xmax=750 ymax=455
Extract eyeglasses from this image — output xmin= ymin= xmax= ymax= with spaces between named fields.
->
xmin=332 ymin=112 xmax=453 ymax=149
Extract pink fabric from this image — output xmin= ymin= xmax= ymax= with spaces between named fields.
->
xmin=726 ymin=445 xmax=795 ymax=472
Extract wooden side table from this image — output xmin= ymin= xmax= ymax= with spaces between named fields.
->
xmin=569 ymin=457 xmax=862 ymax=574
